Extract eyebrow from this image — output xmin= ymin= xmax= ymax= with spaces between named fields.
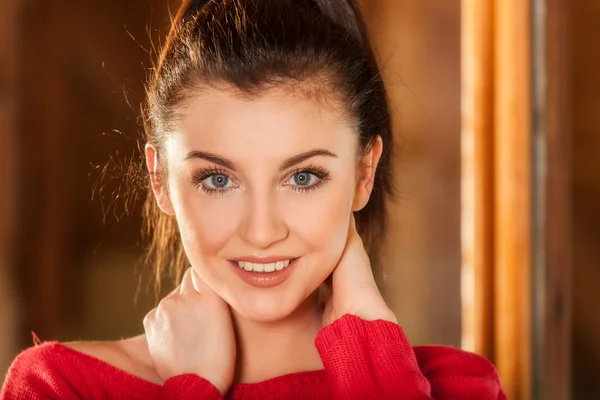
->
xmin=185 ymin=151 xmax=236 ymax=170
xmin=184 ymin=149 xmax=338 ymax=171
xmin=280 ymin=149 xmax=338 ymax=170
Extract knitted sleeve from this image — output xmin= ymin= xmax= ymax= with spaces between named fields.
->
xmin=159 ymin=375 xmax=222 ymax=400
xmin=0 ymin=343 xmax=222 ymax=400
xmin=315 ymin=314 xmax=507 ymax=400
xmin=0 ymin=345 xmax=80 ymax=400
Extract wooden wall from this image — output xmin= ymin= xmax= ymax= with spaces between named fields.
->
xmin=362 ymin=0 xmax=463 ymax=346
xmin=4 ymin=0 xmax=179 ymax=355
xmin=571 ymin=0 xmax=600 ymax=398
xmin=0 ymin=0 xmax=21 ymax=380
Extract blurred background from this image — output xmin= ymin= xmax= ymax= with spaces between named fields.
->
xmin=0 ymin=1 xmax=597 ymax=399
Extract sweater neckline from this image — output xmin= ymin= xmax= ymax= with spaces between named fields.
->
xmin=48 ymin=342 xmax=327 ymax=391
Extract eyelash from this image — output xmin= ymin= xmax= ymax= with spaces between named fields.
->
xmin=285 ymin=165 xmax=330 ymax=193
xmin=191 ymin=165 xmax=331 ymax=195
xmin=192 ymin=166 xmax=233 ymax=195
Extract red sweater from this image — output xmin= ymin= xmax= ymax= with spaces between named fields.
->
xmin=1 ymin=315 xmax=506 ymax=399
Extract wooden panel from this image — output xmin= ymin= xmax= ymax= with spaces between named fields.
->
xmin=18 ymin=2 xmax=66 ymax=340
xmin=0 ymin=0 xmax=22 ymax=380
xmin=494 ymin=0 xmax=532 ymax=398
xmin=363 ymin=0 xmax=462 ymax=346
xmin=571 ymin=0 xmax=600 ymax=398
xmin=460 ymin=0 xmax=495 ymax=361
xmin=13 ymin=0 xmax=177 ymax=343
xmin=532 ymin=0 xmax=572 ymax=399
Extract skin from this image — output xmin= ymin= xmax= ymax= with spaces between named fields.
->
xmin=66 ymin=87 xmax=396 ymax=395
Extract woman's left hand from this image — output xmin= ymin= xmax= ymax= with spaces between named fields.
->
xmin=322 ymin=214 xmax=397 ymax=327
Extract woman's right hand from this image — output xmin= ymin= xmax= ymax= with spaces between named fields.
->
xmin=143 ymin=268 xmax=236 ymax=396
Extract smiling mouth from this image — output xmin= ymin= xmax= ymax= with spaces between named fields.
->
xmin=234 ymin=259 xmax=296 ymax=273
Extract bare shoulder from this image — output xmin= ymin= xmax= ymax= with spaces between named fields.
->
xmin=64 ymin=335 xmax=161 ymax=384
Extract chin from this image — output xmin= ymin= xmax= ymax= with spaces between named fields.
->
xmin=229 ymin=290 xmax=307 ymax=322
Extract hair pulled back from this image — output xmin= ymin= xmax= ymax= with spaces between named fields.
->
xmin=142 ymin=0 xmax=394 ymax=291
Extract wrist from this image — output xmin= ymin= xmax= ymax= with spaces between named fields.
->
xmin=352 ymin=302 xmax=397 ymax=324
xmin=362 ymin=309 xmax=397 ymax=324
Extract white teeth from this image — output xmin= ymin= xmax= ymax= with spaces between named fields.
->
xmin=237 ymin=259 xmax=293 ymax=273
xmin=253 ymin=263 xmax=264 ymax=272
xmin=264 ymin=263 xmax=276 ymax=273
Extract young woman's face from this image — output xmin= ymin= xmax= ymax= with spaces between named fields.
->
xmin=154 ymin=88 xmax=372 ymax=322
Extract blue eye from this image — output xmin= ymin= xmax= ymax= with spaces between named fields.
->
xmin=193 ymin=168 xmax=238 ymax=195
xmin=292 ymin=172 xmax=316 ymax=187
xmin=285 ymin=167 xmax=330 ymax=192
xmin=204 ymin=174 xmax=230 ymax=189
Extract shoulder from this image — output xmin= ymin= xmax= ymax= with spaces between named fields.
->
xmin=1 ymin=342 xmax=81 ymax=399
xmin=1 ymin=336 xmax=159 ymax=399
xmin=3 ymin=341 xmax=70 ymax=377
xmin=413 ymin=345 xmax=506 ymax=399
xmin=63 ymin=335 xmax=160 ymax=384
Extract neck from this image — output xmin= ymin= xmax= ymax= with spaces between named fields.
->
xmin=231 ymin=292 xmax=324 ymax=384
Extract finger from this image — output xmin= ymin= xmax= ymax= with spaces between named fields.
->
xmin=332 ymin=213 xmax=376 ymax=286
xmin=157 ymin=285 xmax=180 ymax=303
xmin=143 ymin=308 xmax=156 ymax=331
xmin=179 ymin=268 xmax=195 ymax=296
xmin=341 ymin=213 xmax=365 ymax=263
xmin=190 ymin=267 xmax=219 ymax=297
xmin=346 ymin=212 xmax=364 ymax=247
xmin=167 ymin=285 xmax=180 ymax=297
xmin=322 ymin=296 xmax=333 ymax=322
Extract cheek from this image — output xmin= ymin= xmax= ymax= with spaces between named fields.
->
xmin=286 ymin=183 xmax=354 ymax=263
xmin=169 ymin=181 xmax=241 ymax=263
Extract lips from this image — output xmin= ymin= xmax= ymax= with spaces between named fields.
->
xmin=230 ymin=258 xmax=299 ymax=288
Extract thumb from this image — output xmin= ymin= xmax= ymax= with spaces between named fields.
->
xmin=332 ymin=214 xmax=376 ymax=290
xmin=330 ymin=214 xmax=396 ymax=323
xmin=189 ymin=267 xmax=220 ymax=297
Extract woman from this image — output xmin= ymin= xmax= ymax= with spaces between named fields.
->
xmin=1 ymin=0 xmax=506 ymax=399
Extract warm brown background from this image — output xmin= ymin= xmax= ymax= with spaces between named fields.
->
xmin=571 ymin=0 xmax=600 ymax=397
xmin=0 ymin=1 xmax=598 ymax=398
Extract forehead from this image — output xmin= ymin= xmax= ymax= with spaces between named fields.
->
xmin=170 ymin=87 xmax=357 ymax=159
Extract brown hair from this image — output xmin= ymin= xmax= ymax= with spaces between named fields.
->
xmin=141 ymin=0 xmax=394 ymax=293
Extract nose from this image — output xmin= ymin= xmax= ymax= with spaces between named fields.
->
xmin=238 ymin=190 xmax=289 ymax=249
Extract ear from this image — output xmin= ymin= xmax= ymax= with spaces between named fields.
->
xmin=352 ymin=136 xmax=383 ymax=212
xmin=145 ymin=143 xmax=175 ymax=216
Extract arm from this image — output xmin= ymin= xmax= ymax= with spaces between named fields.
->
xmin=316 ymin=314 xmax=506 ymax=400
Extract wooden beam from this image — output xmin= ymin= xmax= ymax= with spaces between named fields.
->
xmin=531 ymin=0 xmax=572 ymax=398
xmin=461 ymin=0 xmax=495 ymax=361
xmin=494 ymin=0 xmax=533 ymax=399
xmin=463 ymin=1 xmax=572 ymax=398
